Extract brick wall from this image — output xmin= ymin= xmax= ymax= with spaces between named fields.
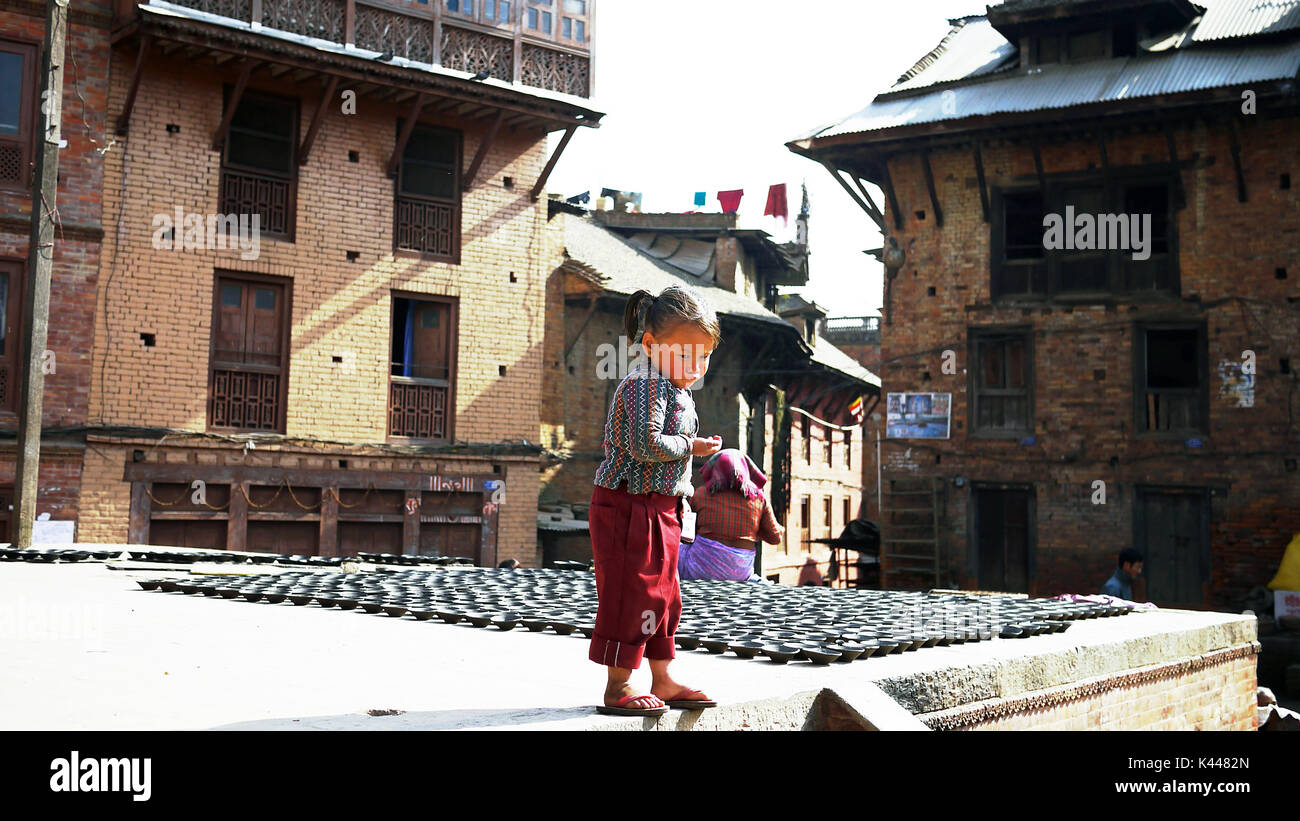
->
xmin=0 ymin=2 xmax=112 ymax=528
xmin=877 ymin=116 xmax=1300 ymax=604
xmin=76 ymin=39 xmax=562 ymax=563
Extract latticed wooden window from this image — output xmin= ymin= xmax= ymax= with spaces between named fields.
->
xmin=389 ymin=294 xmax=456 ymax=440
xmin=394 ymin=123 xmax=461 ymax=262
xmin=220 ymin=90 xmax=297 ymax=240
xmin=0 ymin=40 xmax=37 ymax=191
xmin=0 ymin=259 xmax=24 ymax=413
xmin=971 ymin=330 xmax=1032 ymax=434
xmin=209 ymin=274 xmax=289 ymax=432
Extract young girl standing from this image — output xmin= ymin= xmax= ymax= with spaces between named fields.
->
xmin=589 ymin=285 xmax=723 ymax=716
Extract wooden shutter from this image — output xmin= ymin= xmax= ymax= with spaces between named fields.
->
xmin=0 ymin=260 xmax=23 ymax=412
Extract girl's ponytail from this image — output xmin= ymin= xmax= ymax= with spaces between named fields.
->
xmin=623 ymin=289 xmax=654 ymax=342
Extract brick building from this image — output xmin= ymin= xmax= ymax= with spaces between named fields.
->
xmin=64 ymin=0 xmax=602 ymax=564
xmin=0 ymin=0 xmax=113 ymax=542
xmin=789 ymin=0 xmax=1300 ymax=607
xmin=541 ymin=208 xmax=879 ymax=584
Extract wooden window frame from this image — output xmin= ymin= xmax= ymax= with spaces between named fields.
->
xmin=393 ymin=120 xmax=463 ymax=264
xmin=844 ymin=427 xmax=852 ymax=469
xmin=968 ymin=326 xmax=1034 ymax=438
xmin=219 ymin=87 xmax=299 ymax=242
xmin=0 ymin=39 xmax=38 ymax=192
xmin=1133 ymin=320 xmax=1208 ymax=438
xmin=206 ymin=271 xmax=292 ymax=434
xmin=823 ymin=495 xmax=832 ymax=539
xmin=556 ymin=0 xmax=590 ymax=45
xmin=387 ymin=290 xmax=458 ymax=443
xmin=0 ymin=257 xmax=25 ymax=415
xmin=990 ymin=168 xmax=1179 ymax=303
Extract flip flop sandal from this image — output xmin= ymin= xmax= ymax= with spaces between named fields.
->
xmin=596 ymin=694 xmax=668 ymax=717
xmin=663 ymin=688 xmax=718 ymax=709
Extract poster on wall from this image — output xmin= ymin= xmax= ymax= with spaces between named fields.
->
xmin=885 ymin=392 xmax=951 ymax=439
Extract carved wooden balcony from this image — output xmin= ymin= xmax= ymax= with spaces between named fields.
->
xmin=145 ymin=0 xmax=594 ymax=98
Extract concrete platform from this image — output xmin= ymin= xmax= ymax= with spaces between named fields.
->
xmin=0 ymin=559 xmax=1258 ymax=730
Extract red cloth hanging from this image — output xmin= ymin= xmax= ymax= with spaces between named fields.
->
xmin=764 ymin=183 xmax=788 ymax=225
xmin=717 ymin=189 xmax=744 ymax=214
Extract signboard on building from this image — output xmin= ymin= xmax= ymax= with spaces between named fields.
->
xmin=885 ymin=392 xmax=951 ymax=439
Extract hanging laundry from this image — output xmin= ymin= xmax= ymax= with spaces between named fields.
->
xmin=693 ymin=191 xmax=706 ymax=208
xmin=764 ymin=183 xmax=788 ymax=225
xmin=717 ymin=189 xmax=744 ymax=214
xmin=613 ymin=190 xmax=642 ymax=213
xmin=566 ymin=190 xmax=591 ymax=204
xmin=600 ymin=187 xmax=619 ymax=199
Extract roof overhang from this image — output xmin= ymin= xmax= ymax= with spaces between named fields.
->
xmin=113 ymin=3 xmax=604 ymax=134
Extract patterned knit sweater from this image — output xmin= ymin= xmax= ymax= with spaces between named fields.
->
xmin=593 ymin=358 xmax=699 ymax=497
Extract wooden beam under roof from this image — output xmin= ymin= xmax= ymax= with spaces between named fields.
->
xmin=531 ymin=125 xmax=576 ymax=200
xmin=1227 ymin=117 xmax=1247 ymax=202
xmin=820 ymin=160 xmax=884 ymax=232
xmin=115 ymin=35 xmax=153 ymax=136
xmin=269 ymin=63 xmax=294 ymax=78
xmin=463 ymin=109 xmax=505 ymax=191
xmin=298 ymin=76 xmax=339 ymax=166
xmin=387 ymin=93 xmax=427 ymax=178
xmin=920 ymin=148 xmax=943 ymax=228
xmin=973 ymin=138 xmax=990 ymax=222
xmin=879 ymin=156 xmax=903 ymax=230
xmin=211 ymin=60 xmax=256 ymax=151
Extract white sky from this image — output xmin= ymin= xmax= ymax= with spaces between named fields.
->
xmin=548 ymin=0 xmax=994 ymax=318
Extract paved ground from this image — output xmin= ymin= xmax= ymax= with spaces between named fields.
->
xmin=0 ymin=559 xmax=1258 ymax=730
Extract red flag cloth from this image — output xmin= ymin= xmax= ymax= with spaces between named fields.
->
xmin=717 ymin=189 xmax=744 ymax=214
xmin=764 ymin=183 xmax=788 ymax=224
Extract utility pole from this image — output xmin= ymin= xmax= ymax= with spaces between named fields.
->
xmin=13 ymin=0 xmax=69 ymax=549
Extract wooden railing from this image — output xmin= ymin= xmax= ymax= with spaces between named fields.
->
xmin=394 ymin=195 xmax=456 ymax=258
xmin=389 ymin=378 xmax=448 ymax=439
xmin=151 ymin=0 xmax=592 ymax=97
xmin=210 ymin=368 xmax=281 ymax=431
xmin=220 ymin=168 xmax=292 ymax=237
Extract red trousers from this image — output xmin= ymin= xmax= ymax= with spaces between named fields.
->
xmin=587 ymin=480 xmax=683 ymax=669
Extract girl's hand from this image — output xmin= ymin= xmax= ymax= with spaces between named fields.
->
xmin=691 ymin=435 xmax=722 ymax=457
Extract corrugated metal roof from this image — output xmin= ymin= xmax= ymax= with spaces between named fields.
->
xmin=798 ymin=40 xmax=1300 ymax=139
xmin=1191 ymin=0 xmax=1300 ymax=42
xmin=891 ymin=18 xmax=1019 ymax=92
xmin=794 ymin=0 xmax=1300 ymax=142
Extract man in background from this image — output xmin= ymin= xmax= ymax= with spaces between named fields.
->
xmin=1101 ymin=548 xmax=1144 ymax=600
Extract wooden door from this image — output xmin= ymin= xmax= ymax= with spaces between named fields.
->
xmin=339 ymin=522 xmax=403 ymax=555
xmin=149 ymin=519 xmax=228 ymax=550
xmin=975 ymin=488 xmax=1031 ymax=593
xmin=411 ymin=301 xmax=449 ymax=380
xmin=419 ymin=523 xmax=479 ymax=560
xmin=1137 ymin=488 xmax=1208 ymax=607
xmin=247 ymin=521 xmax=319 ymax=555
